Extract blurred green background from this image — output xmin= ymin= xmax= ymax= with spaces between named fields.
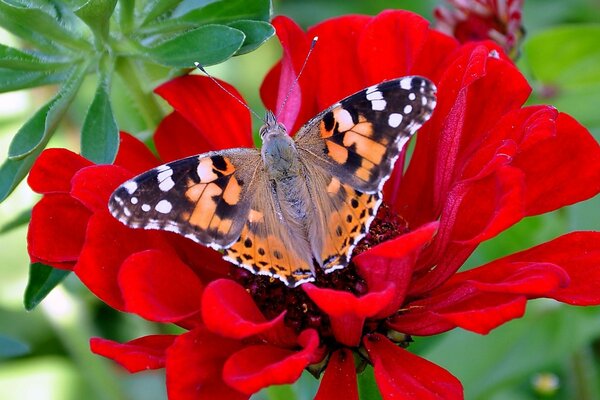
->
xmin=1 ymin=0 xmax=600 ymax=399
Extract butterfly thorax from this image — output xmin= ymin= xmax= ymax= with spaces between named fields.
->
xmin=260 ymin=111 xmax=302 ymax=181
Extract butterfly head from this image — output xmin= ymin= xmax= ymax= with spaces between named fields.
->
xmin=259 ymin=110 xmax=288 ymax=142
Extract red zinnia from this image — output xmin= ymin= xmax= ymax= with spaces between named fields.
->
xmin=27 ymin=10 xmax=600 ymax=400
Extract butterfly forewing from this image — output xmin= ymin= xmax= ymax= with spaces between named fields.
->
xmin=109 ymin=148 xmax=261 ymax=248
xmin=295 ymin=76 xmax=436 ymax=193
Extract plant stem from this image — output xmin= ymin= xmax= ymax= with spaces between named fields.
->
xmin=115 ymin=57 xmax=165 ymax=130
xmin=570 ymin=346 xmax=600 ymax=400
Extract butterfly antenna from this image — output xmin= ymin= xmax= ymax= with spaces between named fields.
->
xmin=275 ymin=36 xmax=318 ymax=120
xmin=193 ymin=62 xmax=264 ymax=122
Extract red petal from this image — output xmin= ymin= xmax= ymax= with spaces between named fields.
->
xmin=90 ymin=335 xmax=176 ymax=373
xmin=358 ymin=10 xmax=431 ymax=82
xmin=28 ymin=194 xmax=91 ymax=269
xmin=155 ymin=75 xmax=253 ymax=151
xmin=473 ymin=232 xmax=600 ymax=305
xmin=70 ymin=165 xmax=132 ymax=212
xmin=166 ymin=328 xmax=247 ymax=400
xmin=154 ymin=112 xmax=215 ymax=162
xmin=113 ymin=132 xmax=160 ymax=174
xmin=75 ymin=212 xmax=174 ymax=310
xmin=201 ymin=279 xmax=289 ymax=342
xmin=28 ymin=148 xmax=92 ymax=194
xmin=223 ymin=329 xmax=320 ymax=395
xmin=260 ymin=16 xmax=318 ymax=134
xmin=517 ymin=113 xmax=600 ymax=215
xmin=308 ymin=15 xmax=372 ymax=110
xmin=391 ymin=261 xmax=569 ymax=335
xmin=119 ymin=249 xmax=203 ymax=323
xmin=354 ymin=222 xmax=438 ymax=317
xmin=314 ymin=349 xmax=358 ymax=400
xmin=303 ymin=284 xmax=396 ymax=346
xmin=364 ymin=334 xmax=463 ymax=400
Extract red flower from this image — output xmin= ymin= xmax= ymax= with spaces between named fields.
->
xmin=27 ymin=10 xmax=600 ymax=400
xmin=434 ymin=0 xmax=524 ymax=57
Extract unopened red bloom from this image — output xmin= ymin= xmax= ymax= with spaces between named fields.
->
xmin=27 ymin=10 xmax=600 ymax=400
xmin=434 ymin=0 xmax=524 ymax=57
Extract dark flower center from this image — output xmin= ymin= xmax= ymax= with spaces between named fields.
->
xmin=229 ymin=203 xmax=410 ymax=345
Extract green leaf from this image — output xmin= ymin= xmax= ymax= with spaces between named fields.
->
xmin=75 ymin=0 xmax=118 ymax=42
xmin=0 ymin=0 xmax=91 ymax=52
xmin=145 ymin=24 xmax=245 ymax=68
xmin=0 ymin=143 xmax=44 ymax=202
xmin=140 ymin=0 xmax=184 ymax=26
xmin=139 ymin=0 xmax=270 ymax=36
xmin=81 ymin=78 xmax=119 ymax=164
xmin=178 ymin=0 xmax=271 ymax=26
xmin=0 ymin=208 xmax=31 ymax=234
xmin=228 ymin=20 xmax=274 ymax=55
xmin=358 ymin=366 xmax=383 ymax=400
xmin=0 ymin=335 xmax=30 ymax=359
xmin=24 ymin=263 xmax=71 ymax=311
xmin=8 ymin=63 xmax=87 ymax=160
xmin=0 ymin=67 xmax=70 ymax=93
xmin=524 ymin=25 xmax=600 ymax=87
xmin=0 ymin=43 xmax=72 ymax=71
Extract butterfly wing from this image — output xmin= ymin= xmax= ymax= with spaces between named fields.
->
xmin=295 ymin=76 xmax=436 ymax=270
xmin=109 ymin=148 xmax=262 ymax=249
xmin=223 ymin=170 xmax=315 ymax=287
xmin=295 ymin=76 xmax=436 ymax=193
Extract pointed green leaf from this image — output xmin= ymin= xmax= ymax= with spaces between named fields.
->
xmin=0 ymin=67 xmax=70 ymax=93
xmin=0 ymin=144 xmax=44 ymax=202
xmin=228 ymin=20 xmax=274 ymax=55
xmin=81 ymin=79 xmax=119 ymax=164
xmin=0 ymin=0 xmax=91 ymax=52
xmin=24 ymin=263 xmax=71 ymax=311
xmin=8 ymin=63 xmax=87 ymax=160
xmin=146 ymin=24 xmax=245 ymax=68
xmin=0 ymin=336 xmax=30 ymax=359
xmin=0 ymin=43 xmax=72 ymax=70
xmin=0 ymin=208 xmax=31 ymax=233
xmin=75 ymin=0 xmax=118 ymax=41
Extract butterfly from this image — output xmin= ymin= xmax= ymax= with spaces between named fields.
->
xmin=108 ymin=76 xmax=437 ymax=288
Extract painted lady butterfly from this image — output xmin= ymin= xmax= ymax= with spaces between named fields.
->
xmin=109 ymin=76 xmax=437 ymax=287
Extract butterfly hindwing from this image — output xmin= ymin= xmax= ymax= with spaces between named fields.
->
xmin=295 ymin=76 xmax=436 ymax=193
xmin=109 ymin=148 xmax=261 ymax=249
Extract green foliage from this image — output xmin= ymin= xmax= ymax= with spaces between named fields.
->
xmin=0 ymin=0 xmax=274 ymax=202
xmin=24 ymin=263 xmax=71 ymax=311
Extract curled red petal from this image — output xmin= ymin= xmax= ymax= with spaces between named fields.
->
xmin=119 ymin=249 xmax=203 ymax=324
xmin=364 ymin=333 xmax=463 ymax=400
xmin=113 ymin=132 xmax=160 ymax=174
xmin=223 ymin=329 xmax=320 ymax=395
xmin=201 ymin=279 xmax=288 ymax=341
xmin=70 ymin=165 xmax=132 ymax=212
xmin=166 ymin=328 xmax=247 ymax=400
xmin=28 ymin=194 xmax=91 ymax=269
xmin=90 ymin=335 xmax=176 ymax=373
xmin=28 ymin=148 xmax=92 ymax=194
xmin=354 ymin=221 xmax=439 ymax=317
xmin=314 ymin=348 xmax=358 ymax=400
xmin=303 ymin=283 xmax=395 ymax=346
xmin=155 ymin=75 xmax=253 ymax=151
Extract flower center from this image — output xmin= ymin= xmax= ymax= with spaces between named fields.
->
xmin=229 ymin=203 xmax=410 ymax=343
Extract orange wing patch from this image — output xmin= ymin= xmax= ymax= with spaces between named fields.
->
xmin=319 ymin=178 xmax=381 ymax=271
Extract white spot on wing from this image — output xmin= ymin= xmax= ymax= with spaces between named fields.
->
xmin=336 ymin=108 xmax=354 ymax=131
xmin=388 ymin=113 xmax=403 ymax=128
xmin=366 ymin=90 xmax=383 ymax=101
xmin=371 ymin=99 xmax=386 ymax=111
xmin=403 ymin=104 xmax=413 ymax=114
xmin=159 ymin=178 xmax=175 ymax=192
xmin=408 ymin=92 xmax=416 ymax=101
xmin=141 ymin=204 xmax=151 ymax=212
xmin=157 ymin=167 xmax=175 ymax=192
xmin=155 ymin=199 xmax=173 ymax=214
xmin=400 ymin=78 xmax=412 ymax=90
xmin=131 ymin=197 xmax=138 ymax=204
xmin=123 ymin=181 xmax=138 ymax=194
